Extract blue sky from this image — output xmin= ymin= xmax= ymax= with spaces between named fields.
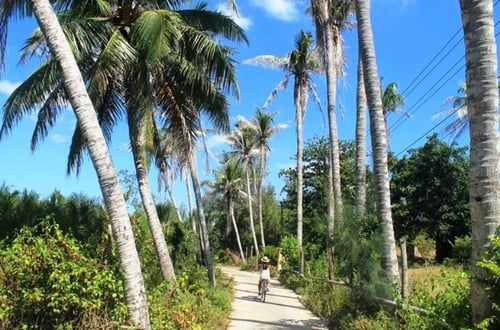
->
xmin=0 ymin=0 xmax=496 ymax=208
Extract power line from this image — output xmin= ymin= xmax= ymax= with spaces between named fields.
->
xmin=393 ymin=26 xmax=500 ymax=157
xmin=395 ymin=107 xmax=460 ymax=157
xmin=388 ymin=19 xmax=500 ymax=139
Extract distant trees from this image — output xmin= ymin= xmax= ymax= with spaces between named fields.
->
xmin=391 ymin=134 xmax=470 ymax=262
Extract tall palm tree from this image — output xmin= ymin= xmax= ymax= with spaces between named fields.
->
xmin=236 ymin=108 xmax=285 ymax=250
xmin=243 ymin=30 xmax=322 ymax=272
xmin=355 ymin=0 xmax=400 ymax=283
xmin=206 ymin=155 xmax=246 ymax=262
xmin=226 ymin=125 xmax=260 ymax=257
xmin=0 ymin=1 xmax=151 ymax=328
xmin=459 ymin=0 xmax=500 ymax=324
xmin=354 ymin=55 xmax=367 ymax=218
xmin=310 ymin=0 xmax=354 ymax=280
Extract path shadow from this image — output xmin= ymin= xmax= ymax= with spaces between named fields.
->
xmin=229 ymin=317 xmax=326 ymax=329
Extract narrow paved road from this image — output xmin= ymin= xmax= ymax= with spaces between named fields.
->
xmin=221 ymin=266 xmax=327 ymax=330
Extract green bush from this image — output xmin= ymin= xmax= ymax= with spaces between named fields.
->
xmin=399 ymin=268 xmax=471 ymax=329
xmin=453 ymin=236 xmax=472 ymax=265
xmin=0 ymin=224 xmax=127 ymax=329
xmin=148 ymin=266 xmax=233 ymax=329
xmin=477 ymin=235 xmax=500 ymax=328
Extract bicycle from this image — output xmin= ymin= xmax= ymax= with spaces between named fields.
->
xmin=260 ymin=279 xmax=269 ymax=303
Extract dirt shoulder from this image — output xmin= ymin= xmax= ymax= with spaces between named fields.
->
xmin=221 ymin=266 xmax=327 ymax=330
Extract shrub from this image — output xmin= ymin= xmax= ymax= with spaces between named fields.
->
xmin=477 ymin=235 xmax=500 ymax=328
xmin=452 ymin=236 xmax=471 ymax=265
xmin=148 ymin=266 xmax=233 ymax=329
xmin=0 ymin=224 xmax=127 ymax=329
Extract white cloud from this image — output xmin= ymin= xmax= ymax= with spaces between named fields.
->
xmin=250 ymin=0 xmax=299 ymax=22
xmin=0 ymin=80 xmax=20 ymax=95
xmin=206 ymin=133 xmax=230 ymax=149
xmin=217 ymin=2 xmax=252 ymax=30
xmin=50 ymin=133 xmax=69 ymax=144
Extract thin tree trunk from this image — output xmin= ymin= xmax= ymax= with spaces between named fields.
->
xmin=258 ymin=145 xmax=266 ymax=250
xmin=129 ymin=117 xmax=176 ymax=281
xmin=460 ymin=0 xmax=500 ymax=324
xmin=29 ymin=1 xmax=150 ymax=328
xmin=189 ymin=152 xmax=216 ymax=287
xmin=355 ymin=0 xmax=400 ymax=283
xmin=296 ymin=83 xmax=306 ymax=273
xmin=245 ymin=161 xmax=260 ymax=256
xmin=160 ymin=163 xmax=183 ymax=222
xmin=229 ymin=197 xmax=246 ymax=262
xmin=355 ymin=55 xmax=368 ymax=218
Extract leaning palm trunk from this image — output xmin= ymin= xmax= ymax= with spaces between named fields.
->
xmin=129 ymin=115 xmax=176 ymax=282
xmin=244 ymin=160 xmax=260 ymax=256
xmin=189 ymin=151 xmax=216 ymax=286
xmin=355 ymin=55 xmax=368 ymax=218
xmin=229 ymin=197 xmax=246 ymax=262
xmin=459 ymin=0 xmax=500 ymax=324
xmin=355 ymin=0 xmax=400 ymax=283
xmin=29 ymin=1 xmax=150 ymax=328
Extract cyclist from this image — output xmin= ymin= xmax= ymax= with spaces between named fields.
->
xmin=258 ymin=256 xmax=272 ymax=295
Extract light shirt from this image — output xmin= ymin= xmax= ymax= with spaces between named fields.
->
xmin=260 ymin=268 xmax=271 ymax=280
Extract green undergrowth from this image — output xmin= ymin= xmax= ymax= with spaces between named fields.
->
xmin=0 ymin=223 xmax=234 ymax=329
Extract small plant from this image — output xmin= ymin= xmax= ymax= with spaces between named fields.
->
xmin=413 ymin=232 xmax=435 ymax=266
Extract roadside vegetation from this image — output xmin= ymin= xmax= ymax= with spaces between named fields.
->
xmin=0 ymin=1 xmax=499 ymax=329
xmin=0 ymin=185 xmax=233 ymax=329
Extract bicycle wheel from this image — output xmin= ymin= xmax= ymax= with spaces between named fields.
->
xmin=261 ymin=280 xmax=268 ymax=302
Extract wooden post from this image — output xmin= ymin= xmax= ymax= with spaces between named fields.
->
xmin=400 ymin=237 xmax=409 ymax=304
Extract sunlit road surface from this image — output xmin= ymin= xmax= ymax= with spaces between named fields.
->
xmin=222 ymin=266 xmax=327 ymax=330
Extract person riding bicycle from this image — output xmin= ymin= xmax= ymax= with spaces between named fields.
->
xmin=258 ymin=256 xmax=272 ymax=295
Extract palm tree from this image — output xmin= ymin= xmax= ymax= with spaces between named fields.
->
xmin=243 ymin=30 xmax=322 ymax=272
xmin=354 ymin=56 xmax=367 ymax=218
xmin=236 ymin=108 xmax=285 ymax=250
xmin=2 ymin=1 xmax=246 ymax=284
xmin=206 ymin=155 xmax=247 ymax=262
xmin=0 ymin=1 xmax=151 ymax=328
xmin=226 ymin=125 xmax=260 ymax=257
xmin=459 ymin=0 xmax=500 ymax=324
xmin=355 ymin=0 xmax=400 ymax=283
xmin=380 ymin=78 xmax=407 ymax=145
xmin=309 ymin=0 xmax=355 ymax=280
xmin=434 ymin=81 xmax=500 ymax=143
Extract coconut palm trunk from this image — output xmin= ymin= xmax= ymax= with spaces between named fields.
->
xmin=244 ymin=159 xmax=260 ymax=257
xmin=258 ymin=145 xmax=266 ymax=249
xmin=128 ymin=111 xmax=176 ymax=281
xmin=355 ymin=55 xmax=367 ymax=218
xmin=28 ymin=0 xmax=150 ymax=327
xmin=355 ymin=0 xmax=400 ymax=283
xmin=189 ymin=151 xmax=216 ymax=287
xmin=459 ymin=0 xmax=500 ymax=324
xmin=228 ymin=194 xmax=246 ymax=263
xmin=296 ymin=82 xmax=307 ymax=273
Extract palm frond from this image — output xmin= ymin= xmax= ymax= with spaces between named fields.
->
xmin=0 ymin=0 xmax=32 ymax=72
xmin=263 ymin=75 xmax=291 ymax=109
xmin=242 ymin=55 xmax=289 ymax=70
xmin=178 ymin=2 xmax=248 ymax=44
xmin=0 ymin=59 xmax=62 ymax=140
xmin=131 ymin=9 xmax=181 ymax=62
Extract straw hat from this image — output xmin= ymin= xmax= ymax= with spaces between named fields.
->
xmin=261 ymin=256 xmax=270 ymax=263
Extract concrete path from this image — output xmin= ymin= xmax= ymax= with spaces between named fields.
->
xmin=221 ymin=266 xmax=327 ymax=330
